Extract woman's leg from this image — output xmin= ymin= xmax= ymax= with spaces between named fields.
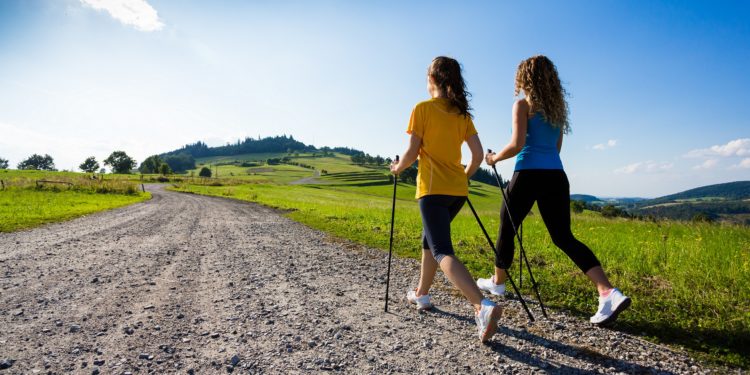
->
xmin=493 ymin=171 xmax=537 ymax=284
xmin=440 ymin=255 xmax=483 ymax=309
xmin=536 ymin=171 xmax=613 ymax=293
xmin=585 ymin=266 xmax=613 ymax=295
xmin=420 ymin=195 xmax=485 ymax=311
xmin=416 ymin=248 xmax=438 ymax=296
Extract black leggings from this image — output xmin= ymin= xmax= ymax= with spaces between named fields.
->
xmin=419 ymin=195 xmax=467 ymax=264
xmin=495 ymin=170 xmax=601 ymax=273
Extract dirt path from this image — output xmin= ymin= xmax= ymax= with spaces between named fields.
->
xmin=289 ymin=169 xmax=322 ymax=185
xmin=0 ymin=185 xmax=714 ymax=374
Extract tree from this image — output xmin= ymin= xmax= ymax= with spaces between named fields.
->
xmin=570 ymin=200 xmax=586 ymax=214
xmin=470 ymin=167 xmax=498 ymax=186
xmin=199 ymin=166 xmax=212 ymax=177
xmin=0 ymin=157 xmax=8 ymax=169
xmin=692 ymin=212 xmax=714 ymax=223
xmin=601 ymin=204 xmax=625 ymax=218
xmin=162 ymin=152 xmax=195 ymax=172
xmin=104 ymin=151 xmax=137 ymax=174
xmin=399 ymin=164 xmax=418 ymax=184
xmin=18 ymin=154 xmax=56 ymax=170
xmin=139 ymin=155 xmax=163 ymax=174
xmin=159 ymin=163 xmax=172 ymax=175
xmin=79 ymin=156 xmax=100 ymax=173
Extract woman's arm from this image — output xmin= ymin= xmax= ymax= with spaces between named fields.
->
xmin=390 ymin=133 xmax=422 ymax=174
xmin=486 ymin=99 xmax=528 ymax=166
xmin=465 ymin=134 xmax=483 ymax=178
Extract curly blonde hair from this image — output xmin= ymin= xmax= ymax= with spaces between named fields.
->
xmin=515 ymin=55 xmax=570 ymax=133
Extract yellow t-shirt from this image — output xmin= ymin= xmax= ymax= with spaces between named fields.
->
xmin=407 ymin=98 xmax=478 ymax=199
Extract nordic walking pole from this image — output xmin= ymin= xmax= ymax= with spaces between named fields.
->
xmin=519 ymin=223 xmax=523 ymax=289
xmin=465 ymin=197 xmax=535 ymax=322
xmin=488 ymin=149 xmax=548 ymax=318
xmin=384 ymin=155 xmax=399 ymax=312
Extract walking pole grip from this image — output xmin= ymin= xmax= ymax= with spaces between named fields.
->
xmin=384 ymin=155 xmax=399 ymax=312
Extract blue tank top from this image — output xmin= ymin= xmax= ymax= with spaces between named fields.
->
xmin=514 ymin=113 xmax=564 ymax=171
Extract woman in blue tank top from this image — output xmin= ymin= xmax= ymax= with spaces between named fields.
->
xmin=477 ymin=55 xmax=631 ymax=326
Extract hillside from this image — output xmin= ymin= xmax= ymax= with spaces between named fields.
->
xmin=639 ymin=181 xmax=750 ymax=206
xmin=632 ymin=181 xmax=750 ymax=224
xmin=570 ymin=194 xmax=599 ymax=203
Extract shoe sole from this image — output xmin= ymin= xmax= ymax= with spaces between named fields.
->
xmin=480 ymin=306 xmax=502 ymax=343
xmin=407 ymin=299 xmax=433 ymax=311
xmin=594 ymin=297 xmax=631 ymax=326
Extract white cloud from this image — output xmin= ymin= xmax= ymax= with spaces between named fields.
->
xmin=729 ymin=158 xmax=750 ymax=169
xmin=615 ymin=160 xmax=673 ymax=174
xmin=80 ymin=0 xmax=164 ymax=32
xmin=592 ymin=139 xmax=617 ymax=150
xmin=693 ymin=159 xmax=719 ymax=170
xmin=684 ymin=138 xmax=750 ymax=158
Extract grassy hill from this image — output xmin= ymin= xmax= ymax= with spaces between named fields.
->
xmin=164 ymin=151 xmax=750 ymax=369
xmin=645 ymin=181 xmax=750 ymax=203
xmin=632 ymin=181 xmax=750 ymax=224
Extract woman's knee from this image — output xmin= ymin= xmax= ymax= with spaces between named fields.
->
xmin=550 ymin=230 xmax=576 ymax=249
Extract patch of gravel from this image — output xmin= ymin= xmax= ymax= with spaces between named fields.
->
xmin=0 ymin=185 xmax=730 ymax=374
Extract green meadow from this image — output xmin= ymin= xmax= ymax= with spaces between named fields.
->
xmin=169 ymin=153 xmax=750 ymax=369
xmin=0 ymin=169 xmax=151 ymax=232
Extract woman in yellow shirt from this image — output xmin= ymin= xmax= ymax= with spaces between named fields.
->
xmin=390 ymin=56 xmax=501 ymax=343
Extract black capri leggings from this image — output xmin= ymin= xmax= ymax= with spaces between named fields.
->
xmin=419 ymin=195 xmax=467 ymax=264
xmin=496 ymin=170 xmax=601 ymax=273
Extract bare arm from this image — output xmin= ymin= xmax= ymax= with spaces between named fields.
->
xmin=390 ymin=133 xmax=422 ymax=174
xmin=464 ymin=134 xmax=483 ymax=178
xmin=486 ymin=99 xmax=529 ymax=165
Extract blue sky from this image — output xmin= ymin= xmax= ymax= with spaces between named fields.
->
xmin=0 ymin=0 xmax=748 ymax=197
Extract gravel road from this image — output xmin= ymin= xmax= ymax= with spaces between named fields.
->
xmin=0 ymin=185 xmax=721 ymax=374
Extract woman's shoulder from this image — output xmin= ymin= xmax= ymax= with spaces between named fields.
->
xmin=414 ymin=98 xmax=440 ymax=109
xmin=513 ymin=98 xmax=530 ymax=111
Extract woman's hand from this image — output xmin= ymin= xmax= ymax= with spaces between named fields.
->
xmin=390 ymin=160 xmax=400 ymax=175
xmin=485 ymin=152 xmax=497 ymax=166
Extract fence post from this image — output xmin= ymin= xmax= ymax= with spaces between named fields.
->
xmin=141 ymin=184 xmax=145 ymax=193
xmin=0 ymin=180 xmax=4 ymax=190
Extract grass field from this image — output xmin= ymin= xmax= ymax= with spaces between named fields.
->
xmin=168 ymin=155 xmax=750 ymax=369
xmin=0 ymin=170 xmax=151 ymax=232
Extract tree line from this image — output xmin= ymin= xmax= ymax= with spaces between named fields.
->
xmin=165 ymin=135 xmax=313 ymax=158
xmin=1 ymin=151 xmax=195 ymax=175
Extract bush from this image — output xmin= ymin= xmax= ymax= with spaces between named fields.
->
xmin=199 ymin=167 xmax=212 ymax=178
xmin=692 ymin=212 xmax=715 ymax=223
xmin=601 ymin=204 xmax=626 ymax=218
xmin=570 ymin=200 xmax=586 ymax=213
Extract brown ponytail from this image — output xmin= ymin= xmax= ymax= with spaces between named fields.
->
xmin=428 ymin=56 xmax=473 ymax=119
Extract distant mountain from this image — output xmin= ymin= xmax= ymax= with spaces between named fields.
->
xmin=637 ymin=181 xmax=750 ymax=206
xmin=632 ymin=181 xmax=750 ymax=225
xmin=570 ymin=194 xmax=600 ymax=203
xmin=569 ymin=194 xmax=645 ymax=207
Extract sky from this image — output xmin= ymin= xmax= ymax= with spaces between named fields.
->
xmin=0 ymin=0 xmax=749 ymax=197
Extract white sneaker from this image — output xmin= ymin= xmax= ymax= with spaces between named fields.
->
xmin=590 ymin=288 xmax=631 ymax=326
xmin=406 ymin=290 xmax=433 ymax=311
xmin=477 ymin=276 xmax=506 ymax=296
xmin=475 ymin=299 xmax=502 ymax=343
